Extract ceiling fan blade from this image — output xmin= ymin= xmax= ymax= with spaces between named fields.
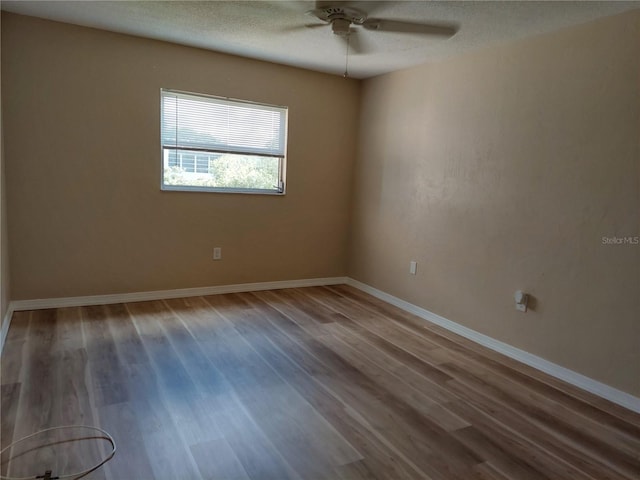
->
xmin=279 ymin=23 xmax=326 ymax=33
xmin=362 ymin=19 xmax=458 ymax=37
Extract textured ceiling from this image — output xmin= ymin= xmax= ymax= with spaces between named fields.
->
xmin=2 ymin=1 xmax=639 ymax=79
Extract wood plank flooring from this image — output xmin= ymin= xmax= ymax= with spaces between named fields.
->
xmin=1 ymin=285 xmax=639 ymax=479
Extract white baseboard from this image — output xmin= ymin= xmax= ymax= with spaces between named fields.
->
xmin=10 ymin=276 xmax=348 ymax=311
xmin=0 ymin=303 xmax=14 ymax=354
xmin=346 ymin=278 xmax=640 ymax=414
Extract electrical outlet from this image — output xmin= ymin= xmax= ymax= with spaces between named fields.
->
xmin=514 ymin=290 xmax=528 ymax=312
xmin=409 ymin=261 xmax=417 ymax=275
xmin=213 ymin=247 xmax=222 ymax=260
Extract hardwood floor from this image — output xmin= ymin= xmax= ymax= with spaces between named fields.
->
xmin=1 ymin=285 xmax=639 ymax=479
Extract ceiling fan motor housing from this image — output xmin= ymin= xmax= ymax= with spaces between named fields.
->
xmin=308 ymin=6 xmax=367 ymax=36
xmin=313 ymin=6 xmax=366 ymax=24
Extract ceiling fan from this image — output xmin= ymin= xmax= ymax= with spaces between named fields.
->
xmin=300 ymin=1 xmax=458 ymax=55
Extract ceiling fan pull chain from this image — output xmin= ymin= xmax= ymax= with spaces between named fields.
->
xmin=343 ymin=34 xmax=350 ymax=78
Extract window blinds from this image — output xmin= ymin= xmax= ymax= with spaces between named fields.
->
xmin=161 ymin=90 xmax=287 ymax=158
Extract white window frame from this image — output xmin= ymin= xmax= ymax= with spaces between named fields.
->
xmin=160 ymin=89 xmax=288 ymax=195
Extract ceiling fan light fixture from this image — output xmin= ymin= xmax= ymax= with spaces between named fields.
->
xmin=331 ymin=18 xmax=352 ymax=36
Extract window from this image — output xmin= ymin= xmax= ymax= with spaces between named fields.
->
xmin=161 ymin=89 xmax=288 ymax=194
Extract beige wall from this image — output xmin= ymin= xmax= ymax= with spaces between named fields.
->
xmin=349 ymin=11 xmax=640 ymax=396
xmin=1 ymin=12 xmax=360 ymax=300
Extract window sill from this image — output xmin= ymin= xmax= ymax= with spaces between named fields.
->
xmin=160 ymin=184 xmax=286 ymax=195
